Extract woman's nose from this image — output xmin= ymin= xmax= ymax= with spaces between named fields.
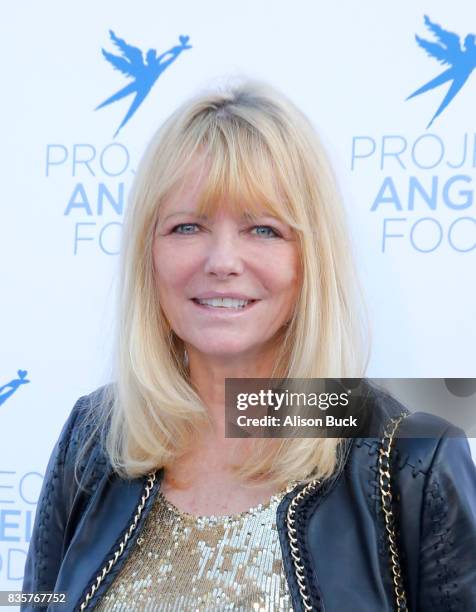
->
xmin=203 ymin=231 xmax=245 ymax=279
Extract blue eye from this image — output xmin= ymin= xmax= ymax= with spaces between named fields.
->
xmin=252 ymin=225 xmax=280 ymax=238
xmin=172 ymin=223 xmax=199 ymax=234
xmin=170 ymin=223 xmax=281 ymax=237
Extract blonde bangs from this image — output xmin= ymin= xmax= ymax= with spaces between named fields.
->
xmin=160 ymin=108 xmax=305 ymax=233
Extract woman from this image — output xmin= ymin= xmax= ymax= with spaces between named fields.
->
xmin=22 ymin=81 xmax=476 ymax=611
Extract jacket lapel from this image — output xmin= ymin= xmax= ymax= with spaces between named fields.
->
xmin=54 ymin=470 xmax=162 ymax=611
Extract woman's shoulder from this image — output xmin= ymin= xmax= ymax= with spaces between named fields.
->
xmin=361 ymin=379 xmax=465 ymax=435
xmin=57 ymin=383 xmax=116 ymax=493
xmin=64 ymin=383 xmax=114 ymax=445
xmin=354 ymin=380 xmax=472 ymax=477
xmin=71 ymin=382 xmax=115 ymax=421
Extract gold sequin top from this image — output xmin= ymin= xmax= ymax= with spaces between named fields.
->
xmin=95 ymin=483 xmax=298 ymax=612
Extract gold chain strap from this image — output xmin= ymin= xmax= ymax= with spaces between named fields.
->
xmin=78 ymin=471 xmax=157 ymax=611
xmin=285 ymin=478 xmax=321 ymax=611
xmin=379 ymin=412 xmax=409 ymax=611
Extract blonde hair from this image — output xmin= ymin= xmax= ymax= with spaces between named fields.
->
xmin=80 ymin=79 xmax=370 ymax=490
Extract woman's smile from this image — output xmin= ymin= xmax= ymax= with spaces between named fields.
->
xmin=190 ymin=295 xmax=261 ymax=317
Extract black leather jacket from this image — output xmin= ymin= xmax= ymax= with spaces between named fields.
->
xmin=22 ymin=384 xmax=476 ymax=611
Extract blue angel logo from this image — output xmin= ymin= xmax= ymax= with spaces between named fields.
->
xmin=96 ymin=31 xmax=192 ymax=138
xmin=407 ymin=16 xmax=476 ymax=128
xmin=0 ymin=369 xmax=30 ymax=406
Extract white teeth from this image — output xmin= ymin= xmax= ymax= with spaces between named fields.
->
xmin=196 ymin=297 xmax=250 ymax=308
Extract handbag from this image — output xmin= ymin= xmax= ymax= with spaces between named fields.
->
xmin=379 ymin=411 xmax=410 ymax=611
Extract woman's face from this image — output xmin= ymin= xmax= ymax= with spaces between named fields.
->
xmin=152 ymin=163 xmax=301 ymax=362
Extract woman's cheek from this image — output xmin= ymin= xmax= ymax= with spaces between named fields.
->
xmin=157 ymin=244 xmax=193 ymax=278
xmin=260 ymin=255 xmax=299 ymax=288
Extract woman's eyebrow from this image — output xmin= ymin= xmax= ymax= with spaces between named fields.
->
xmin=242 ymin=211 xmax=279 ymax=221
xmin=160 ymin=211 xmax=280 ymax=222
xmin=161 ymin=211 xmax=209 ymax=221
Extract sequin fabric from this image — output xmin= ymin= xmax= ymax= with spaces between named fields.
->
xmin=95 ymin=482 xmax=298 ymax=611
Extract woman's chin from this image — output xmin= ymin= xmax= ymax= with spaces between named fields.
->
xmin=188 ymin=340 xmax=262 ymax=361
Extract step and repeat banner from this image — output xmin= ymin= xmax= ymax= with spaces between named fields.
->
xmin=1 ymin=0 xmax=475 ymax=592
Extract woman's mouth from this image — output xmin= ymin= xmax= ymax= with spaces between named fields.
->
xmin=191 ymin=297 xmax=259 ymax=313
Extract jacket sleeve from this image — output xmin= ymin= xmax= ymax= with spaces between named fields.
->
xmin=418 ymin=426 xmax=476 ymax=609
xmin=21 ymin=396 xmax=86 ymax=611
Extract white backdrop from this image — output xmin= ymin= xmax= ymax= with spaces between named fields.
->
xmin=1 ymin=0 xmax=475 ymax=593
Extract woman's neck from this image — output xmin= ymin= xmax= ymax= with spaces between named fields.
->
xmin=186 ymin=342 xmax=281 ymax=430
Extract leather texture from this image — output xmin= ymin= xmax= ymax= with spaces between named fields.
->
xmin=21 ymin=383 xmax=476 ymax=611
